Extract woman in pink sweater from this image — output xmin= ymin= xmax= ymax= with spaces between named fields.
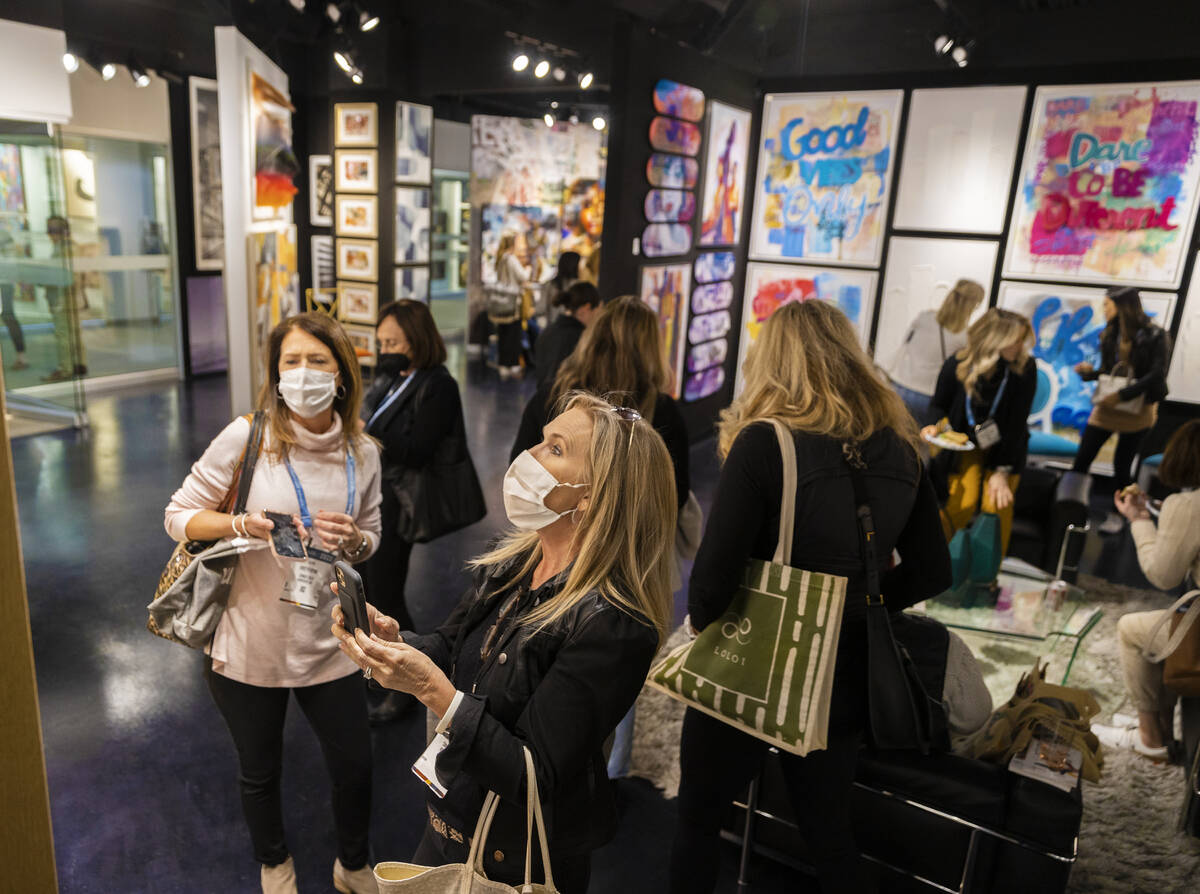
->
xmin=165 ymin=313 xmax=382 ymax=894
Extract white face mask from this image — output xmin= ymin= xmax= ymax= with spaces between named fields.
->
xmin=278 ymin=367 xmax=338 ymax=418
xmin=502 ymin=450 xmax=588 ymax=531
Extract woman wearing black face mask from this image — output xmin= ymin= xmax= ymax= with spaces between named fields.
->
xmin=359 ymin=300 xmax=465 ymax=722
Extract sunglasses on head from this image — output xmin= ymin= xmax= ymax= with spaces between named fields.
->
xmin=608 ymin=405 xmax=642 ymax=449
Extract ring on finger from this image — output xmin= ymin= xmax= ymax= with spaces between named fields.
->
xmin=363 ymin=666 xmax=372 ymax=680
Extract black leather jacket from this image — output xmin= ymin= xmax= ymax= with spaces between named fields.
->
xmin=1078 ymin=323 xmax=1171 ymax=405
xmin=402 ymin=555 xmax=659 ymax=874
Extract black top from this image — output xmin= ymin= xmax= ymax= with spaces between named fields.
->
xmin=929 ymin=356 xmax=1038 ymax=472
xmin=1078 ymin=323 xmax=1172 ymax=405
xmin=511 ymin=385 xmax=691 ymax=509
xmin=361 ymin=364 xmax=462 ymax=477
xmin=533 ymin=315 xmax=585 ymax=390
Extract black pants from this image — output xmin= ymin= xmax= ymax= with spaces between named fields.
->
xmin=361 ymin=491 xmax=415 ymax=630
xmin=412 ymin=827 xmax=592 ymax=893
xmin=1071 ymin=423 xmax=1150 ymax=490
xmin=497 ymin=320 xmax=523 ymax=367
xmin=669 ymin=709 xmax=871 ymax=894
xmin=1 ymin=283 xmax=25 ymax=353
xmin=205 ymin=664 xmax=372 ymax=868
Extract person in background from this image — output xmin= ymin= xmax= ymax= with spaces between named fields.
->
xmin=888 ymin=279 xmax=985 ymax=424
xmin=533 ymin=281 xmax=600 ymax=390
xmin=165 ymin=313 xmax=382 ymax=894
xmin=359 ymin=299 xmax=464 ymax=723
xmin=333 ymin=393 xmax=677 ymax=894
xmin=1093 ymin=420 xmax=1200 ymax=760
xmin=492 ymin=232 xmax=530 ymax=381
xmin=0 ymin=225 xmax=28 ymax=370
xmin=670 ymin=300 xmax=951 ymax=894
xmin=43 ymin=215 xmax=87 ymax=382
xmin=1073 ymin=287 xmax=1172 ymax=535
xmin=924 ymin=308 xmax=1037 ymax=556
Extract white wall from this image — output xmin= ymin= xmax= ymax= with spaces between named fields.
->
xmin=433 ymin=119 xmax=469 ymax=173
xmin=66 ymin=63 xmax=169 ymax=143
xmin=0 ymin=19 xmax=71 ymax=124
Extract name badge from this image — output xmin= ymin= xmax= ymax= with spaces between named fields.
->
xmin=973 ymin=419 xmax=1001 ymax=451
xmin=280 ymin=548 xmax=336 ymax=610
xmin=412 ymin=732 xmax=451 ymax=798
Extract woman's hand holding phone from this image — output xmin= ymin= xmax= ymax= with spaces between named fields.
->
xmin=329 ymin=585 xmax=400 ymax=643
xmin=242 ymin=511 xmax=279 ymax=540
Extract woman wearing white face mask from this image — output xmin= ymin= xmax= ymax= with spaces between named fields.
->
xmin=332 ymin=393 xmax=676 ymax=893
xmin=165 ymin=313 xmax=383 ymax=894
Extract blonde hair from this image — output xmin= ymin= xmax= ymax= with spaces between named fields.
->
xmin=550 ymin=296 xmax=667 ymax=420
xmin=936 ymin=279 xmax=985 ymax=333
xmin=719 ymin=300 xmax=919 ymax=459
xmin=468 ymin=392 xmax=676 ymax=643
xmin=496 ymin=233 xmax=517 ymax=267
xmin=956 ymin=308 xmax=1035 ymax=400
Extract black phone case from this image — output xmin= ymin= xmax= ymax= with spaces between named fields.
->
xmin=264 ymin=511 xmax=306 ymax=558
xmin=333 ymin=560 xmax=368 ymax=633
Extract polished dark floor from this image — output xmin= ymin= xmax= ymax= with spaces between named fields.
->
xmin=12 ymin=366 xmax=1155 ymax=893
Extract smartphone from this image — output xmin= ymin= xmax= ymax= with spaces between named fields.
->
xmin=264 ymin=510 xmax=307 ymax=559
xmin=334 ymin=560 xmax=369 ymax=633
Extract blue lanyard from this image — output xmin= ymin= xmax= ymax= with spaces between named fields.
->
xmin=966 ymin=370 xmax=1010 ymax=428
xmin=366 ymin=373 xmax=415 ymax=429
xmin=283 ymin=452 xmax=356 ymax=528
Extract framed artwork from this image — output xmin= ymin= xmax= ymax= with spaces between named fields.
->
xmin=335 ymin=102 xmax=378 ymax=147
xmin=642 ymin=223 xmax=692 ymax=258
xmin=395 ymin=101 xmax=433 ymax=184
xmin=1003 ymin=81 xmax=1200 ymax=289
xmin=247 ymin=226 xmax=299 ymax=393
xmin=188 ymin=77 xmax=223 ymax=269
xmin=249 ymin=71 xmax=298 ymax=222
xmin=644 ymin=189 xmax=696 ymax=223
xmin=750 ymin=90 xmax=903 ymax=267
xmin=737 ymin=263 xmax=879 ymax=395
xmin=309 ymin=155 xmax=333 ymax=227
xmin=688 ymin=338 xmax=728 ymax=374
xmin=336 ymin=238 xmax=379 ymax=282
xmin=395 ymin=265 xmax=431 ymax=302
xmin=694 ymin=252 xmax=736 ymax=284
xmin=335 ymin=149 xmax=378 ymax=193
xmin=997 ymin=282 xmax=1176 ymax=441
xmin=335 ymin=194 xmax=378 ymax=238
xmin=653 ymin=79 xmax=705 ymax=122
xmin=311 ymin=234 xmax=334 ymax=292
xmin=698 ymin=101 xmax=752 ymax=247
xmin=692 ymin=281 xmax=734 ymax=314
xmin=479 ymin=203 xmax=560 ymax=283
xmin=395 ymin=187 xmax=431 ymax=264
xmin=343 ymin=324 xmax=377 ymax=366
xmin=646 ymin=154 xmax=698 ymax=189
xmin=337 ymin=281 xmax=379 ymax=324
xmin=639 ymin=263 xmax=692 ymax=399
xmin=892 ymin=86 xmax=1027 ymax=234
xmin=0 ymin=143 xmax=25 ymax=211
xmin=649 ymin=117 xmax=702 ymax=156
xmin=1168 ymin=253 xmax=1200 ymax=404
xmin=874 ymin=237 xmax=999 ymax=368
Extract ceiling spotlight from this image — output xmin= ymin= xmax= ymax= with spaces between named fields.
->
xmin=351 ymin=69 xmax=364 ymax=84
xmin=550 ymin=100 xmax=559 ymax=109
xmin=129 ymin=58 xmax=151 ymax=87
xmin=543 ymin=112 xmax=555 ymax=128
xmin=934 ymin=34 xmax=954 ymax=55
xmin=512 ymin=52 xmax=529 ymax=72
xmin=287 ymin=0 xmax=306 ymax=10
xmin=62 ymin=52 xmax=79 ymax=73
xmin=326 ymin=2 xmax=342 ymax=23
xmin=100 ymin=62 xmax=117 ymax=81
xmin=359 ymin=9 xmax=379 ymax=31
xmin=552 ymin=66 xmax=566 ymax=82
xmin=334 ymin=50 xmax=354 ymax=73
xmin=592 ymin=116 xmax=606 ymax=131
xmin=578 ymin=71 xmax=593 ymax=90
xmin=534 ymin=59 xmax=550 ymax=78
xmin=569 ymin=112 xmax=580 ymax=125
xmin=951 ymin=45 xmax=968 ymax=67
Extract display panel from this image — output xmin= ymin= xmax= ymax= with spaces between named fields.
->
xmin=395 ymin=187 xmax=431 ymax=264
xmin=698 ymin=101 xmax=752 ymax=247
xmin=639 ymin=263 xmax=691 ymax=399
xmin=642 ymin=223 xmax=692 ymax=257
xmin=1003 ymin=81 xmax=1200 ymax=288
xmin=647 ymin=154 xmax=698 ymax=189
xmin=649 ymin=117 xmax=702 ymax=156
xmin=644 ymin=189 xmax=695 ymax=223
xmin=653 ymin=79 xmax=705 ymax=122
xmin=395 ymin=101 xmax=433 ymax=184
xmin=189 ymin=77 xmax=223 ymax=269
xmin=750 ymin=90 xmax=903 ymax=267
xmin=1167 ymin=253 xmax=1200 ymax=404
xmin=694 ymin=251 xmax=736 ymax=284
xmin=395 ymin=265 xmax=430 ymax=302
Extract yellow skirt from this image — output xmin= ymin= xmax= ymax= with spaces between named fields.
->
xmin=939 ymin=450 xmax=1021 ymax=555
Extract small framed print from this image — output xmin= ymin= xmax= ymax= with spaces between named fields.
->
xmin=343 ymin=324 xmax=377 ymax=366
xmin=309 ymin=155 xmax=333 ymax=226
xmin=337 ymin=281 xmax=379 ymax=324
xmin=395 ymin=265 xmax=430 ymax=301
xmin=336 ymin=238 xmax=379 ymax=282
xmin=335 ymin=194 xmax=378 ymax=238
xmin=395 ymin=101 xmax=433 ymax=184
xmin=311 ymin=234 xmax=335 ymax=291
xmin=335 ymin=102 xmax=378 ymax=147
xmin=335 ymin=149 xmax=378 ymax=193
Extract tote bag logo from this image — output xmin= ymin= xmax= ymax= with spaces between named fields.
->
xmin=682 ymin=582 xmax=786 ymax=703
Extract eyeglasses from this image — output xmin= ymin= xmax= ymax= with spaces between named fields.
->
xmin=608 ymin=405 xmax=642 ymax=450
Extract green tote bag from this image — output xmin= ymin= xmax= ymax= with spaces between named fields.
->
xmin=647 ymin=420 xmax=847 ymax=756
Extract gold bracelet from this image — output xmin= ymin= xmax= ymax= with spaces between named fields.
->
xmin=345 ymin=530 xmax=369 ymax=558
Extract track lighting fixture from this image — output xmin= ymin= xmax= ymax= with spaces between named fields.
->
xmin=951 ymin=45 xmax=968 ymax=67
xmin=534 ymin=59 xmax=550 ymax=78
xmin=568 ymin=111 xmax=580 ymax=125
xmin=552 ymin=66 xmax=566 ymax=82
xmin=129 ymin=58 xmax=151 ymax=87
xmin=544 ymin=112 xmax=555 ymax=128
xmin=326 ymin=2 xmax=342 ymax=23
xmin=334 ymin=49 xmax=354 ymax=73
xmin=351 ymin=68 xmax=364 ymax=84
xmin=62 ymin=52 xmax=79 ymax=73
xmin=287 ymin=0 xmax=306 ymax=11
xmin=512 ymin=53 xmax=529 ymax=72
xmin=100 ymin=61 xmax=117 ymax=81
xmin=592 ymin=116 xmax=606 ymax=131
xmin=358 ymin=9 xmax=379 ymax=32
xmin=579 ymin=71 xmax=593 ymax=90
xmin=934 ymin=34 xmax=953 ymax=55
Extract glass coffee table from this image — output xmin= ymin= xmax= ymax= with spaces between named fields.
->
xmin=911 ymin=559 xmax=1103 ymax=684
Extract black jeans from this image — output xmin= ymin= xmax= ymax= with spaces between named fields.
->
xmin=1071 ymin=423 xmax=1150 ymax=490
xmin=361 ymin=490 xmax=415 ymax=630
xmin=412 ymin=827 xmax=592 ymax=893
xmin=204 ymin=663 xmax=372 ymax=868
xmin=669 ymin=708 xmax=872 ymax=894
xmin=497 ymin=321 xmax=523 ymax=367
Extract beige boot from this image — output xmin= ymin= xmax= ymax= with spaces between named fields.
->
xmin=260 ymin=856 xmax=298 ymax=894
xmin=333 ymin=857 xmax=379 ymax=894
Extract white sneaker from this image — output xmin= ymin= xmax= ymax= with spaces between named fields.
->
xmin=1092 ymin=722 xmax=1169 ymax=761
xmin=334 ymin=858 xmax=379 ymax=894
xmin=498 ymin=366 xmax=511 ymax=381
xmin=1098 ymin=512 xmax=1126 ymax=535
xmin=261 ymin=856 xmax=298 ymax=894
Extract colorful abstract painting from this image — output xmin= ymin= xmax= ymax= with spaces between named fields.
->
xmin=699 ymin=101 xmax=752 ymax=246
xmin=692 ymin=281 xmax=734 ymax=314
xmin=736 ymin=262 xmax=879 ymax=394
xmin=1004 ymin=82 xmax=1200 ymax=289
xmin=642 ymin=223 xmax=692 ymax=258
xmin=644 ymin=189 xmax=695 ymax=223
xmin=688 ymin=339 xmax=728 ymax=373
xmin=685 ymin=367 xmax=726 ymax=402
xmin=689 ymin=310 xmax=732 ymax=344
xmin=0 ymin=144 xmax=23 ymax=211
xmin=650 ymin=117 xmax=702 ymax=156
xmin=395 ymin=101 xmax=433 ymax=184
xmin=639 ymin=263 xmax=692 ymax=399
xmin=647 ymin=154 xmax=699 ymax=189
xmin=997 ymin=282 xmax=1176 ymax=447
xmin=653 ymin=79 xmax=705 ymax=123
xmin=248 ymin=226 xmax=298 ymax=392
xmin=694 ymin=251 xmax=737 ymax=284
xmin=750 ymin=90 xmax=903 ymax=266
xmin=250 ymin=73 xmax=298 ymax=221
xmin=479 ymin=204 xmax=560 ymax=284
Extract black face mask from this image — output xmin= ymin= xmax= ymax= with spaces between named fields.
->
xmin=376 ymin=353 xmax=411 ymax=376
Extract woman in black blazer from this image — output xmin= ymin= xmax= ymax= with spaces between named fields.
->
xmin=360 ymin=300 xmax=464 ymax=721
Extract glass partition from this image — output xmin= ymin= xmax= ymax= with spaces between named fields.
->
xmin=431 ymin=169 xmax=469 ymax=337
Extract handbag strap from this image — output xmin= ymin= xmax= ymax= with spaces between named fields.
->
xmin=215 ymin=411 xmax=266 ymax=516
xmin=844 ymin=450 xmax=883 ymax=607
xmin=1142 ymin=589 xmax=1200 ymax=663
xmin=768 ymin=420 xmax=798 ymax=567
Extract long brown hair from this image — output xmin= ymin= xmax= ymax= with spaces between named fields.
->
xmin=936 ymin=279 xmax=985 ymax=333
xmin=1103 ymin=287 xmax=1153 ymax=348
xmin=257 ymin=312 xmax=366 ymax=460
xmin=719 ymin=299 xmax=919 ymax=459
xmin=1160 ymin=420 xmax=1200 ymax=490
xmin=550 ymin=296 xmax=667 ymax=419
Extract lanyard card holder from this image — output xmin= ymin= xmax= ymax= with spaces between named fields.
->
xmin=966 ymin=370 xmax=1009 ymax=452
